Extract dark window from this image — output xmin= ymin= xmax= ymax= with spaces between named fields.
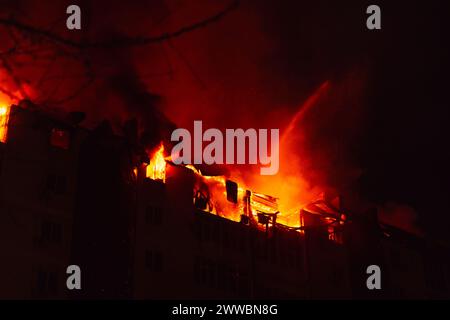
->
xmin=294 ymin=247 xmax=302 ymax=269
xmin=202 ymin=221 xmax=210 ymax=242
xmin=329 ymin=267 xmax=342 ymax=288
xmin=256 ymin=236 xmax=268 ymax=261
xmin=238 ymin=232 xmax=247 ymax=254
xmin=37 ymin=271 xmax=46 ymax=293
xmin=222 ymin=228 xmax=230 ymax=248
xmin=286 ymin=252 xmax=294 ymax=268
xmin=145 ymin=206 xmax=163 ymax=225
xmin=36 ymin=270 xmax=58 ymax=295
xmin=194 ymin=257 xmax=204 ymax=285
xmin=238 ymin=272 xmax=250 ymax=298
xmin=268 ymin=241 xmax=276 ymax=264
xmin=204 ymin=260 xmax=215 ymax=288
xmin=194 ymin=257 xmax=244 ymax=294
xmin=212 ymin=224 xmax=220 ymax=244
xmin=217 ymin=263 xmax=227 ymax=290
xmin=194 ymin=257 xmax=216 ymax=288
xmin=427 ymin=261 xmax=448 ymax=293
xmin=226 ymin=180 xmax=238 ymax=203
xmin=48 ymin=271 xmax=58 ymax=293
xmin=222 ymin=265 xmax=238 ymax=293
xmin=50 ymin=128 xmax=70 ymax=149
xmin=46 ymin=174 xmax=67 ymax=195
xmin=145 ymin=250 xmax=163 ymax=272
xmin=38 ymin=220 xmax=62 ymax=245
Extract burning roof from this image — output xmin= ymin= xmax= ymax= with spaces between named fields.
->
xmin=145 ymin=143 xmax=347 ymax=239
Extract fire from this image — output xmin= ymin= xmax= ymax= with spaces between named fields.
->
xmin=1 ymin=77 xmax=24 ymax=144
xmin=144 ymin=143 xmax=345 ymax=230
xmin=192 ymin=172 xmax=303 ymax=230
xmin=146 ymin=144 xmax=166 ymax=182
xmin=168 ymin=161 xmax=301 ymax=228
xmin=142 ymin=82 xmax=345 ymax=237
xmin=144 ymin=145 xmax=345 ymax=239
xmin=0 ymin=104 xmax=11 ymax=143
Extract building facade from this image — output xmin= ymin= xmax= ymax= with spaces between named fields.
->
xmin=1 ymin=103 xmax=449 ymax=299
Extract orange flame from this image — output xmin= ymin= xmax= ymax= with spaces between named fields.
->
xmin=144 ymin=145 xmax=345 ymax=239
xmin=0 ymin=104 xmax=11 ymax=143
xmin=146 ymin=144 xmax=166 ymax=182
xmin=1 ymin=74 xmax=24 ymax=143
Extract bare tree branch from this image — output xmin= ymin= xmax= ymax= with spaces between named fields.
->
xmin=0 ymin=1 xmax=239 ymax=49
xmin=0 ymin=56 xmax=28 ymax=100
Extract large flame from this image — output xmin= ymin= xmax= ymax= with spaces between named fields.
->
xmin=146 ymin=144 xmax=167 ymax=183
xmin=145 ymin=150 xmax=319 ymax=231
xmin=0 ymin=104 xmax=11 ymax=143
xmin=1 ymin=72 xmax=25 ymax=143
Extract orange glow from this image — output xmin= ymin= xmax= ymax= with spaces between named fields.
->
xmin=142 ymin=81 xmax=342 ymax=237
xmin=146 ymin=144 xmax=166 ymax=182
xmin=142 ymin=146 xmax=345 ymax=240
xmin=1 ymin=78 xmax=24 ymax=144
xmin=185 ymin=164 xmax=303 ymax=229
xmin=0 ymin=104 xmax=11 ymax=143
xmin=243 ymin=81 xmax=332 ymax=228
xmin=140 ymin=82 xmax=334 ymax=230
xmin=192 ymin=173 xmax=246 ymax=223
xmin=143 ymin=144 xmax=344 ymax=236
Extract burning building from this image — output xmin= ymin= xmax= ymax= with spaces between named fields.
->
xmin=0 ymin=102 xmax=450 ymax=299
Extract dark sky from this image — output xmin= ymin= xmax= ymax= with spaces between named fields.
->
xmin=354 ymin=1 xmax=450 ymax=241
xmin=1 ymin=0 xmax=449 ymax=241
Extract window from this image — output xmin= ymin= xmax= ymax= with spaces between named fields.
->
xmin=145 ymin=250 xmax=163 ymax=272
xmin=46 ymin=174 xmax=67 ymax=195
xmin=194 ymin=257 xmax=204 ymax=285
xmin=238 ymin=272 xmax=250 ymax=298
xmin=145 ymin=206 xmax=163 ymax=225
xmin=37 ymin=220 xmax=62 ymax=245
xmin=50 ymin=128 xmax=70 ymax=149
xmin=220 ymin=264 xmax=238 ymax=293
xmin=194 ymin=257 xmax=217 ymax=288
xmin=222 ymin=228 xmax=230 ymax=248
xmin=194 ymin=257 xmax=246 ymax=295
xmin=328 ymin=226 xmax=343 ymax=244
xmin=201 ymin=221 xmax=211 ymax=242
xmin=329 ymin=267 xmax=343 ymax=288
xmin=268 ymin=241 xmax=277 ymax=264
xmin=256 ymin=236 xmax=268 ymax=261
xmin=212 ymin=224 xmax=220 ymax=244
xmin=238 ymin=232 xmax=247 ymax=254
xmin=427 ymin=261 xmax=448 ymax=293
xmin=36 ymin=270 xmax=58 ymax=295
xmin=226 ymin=180 xmax=238 ymax=203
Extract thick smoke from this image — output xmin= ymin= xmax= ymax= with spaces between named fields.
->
xmin=377 ymin=202 xmax=423 ymax=237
